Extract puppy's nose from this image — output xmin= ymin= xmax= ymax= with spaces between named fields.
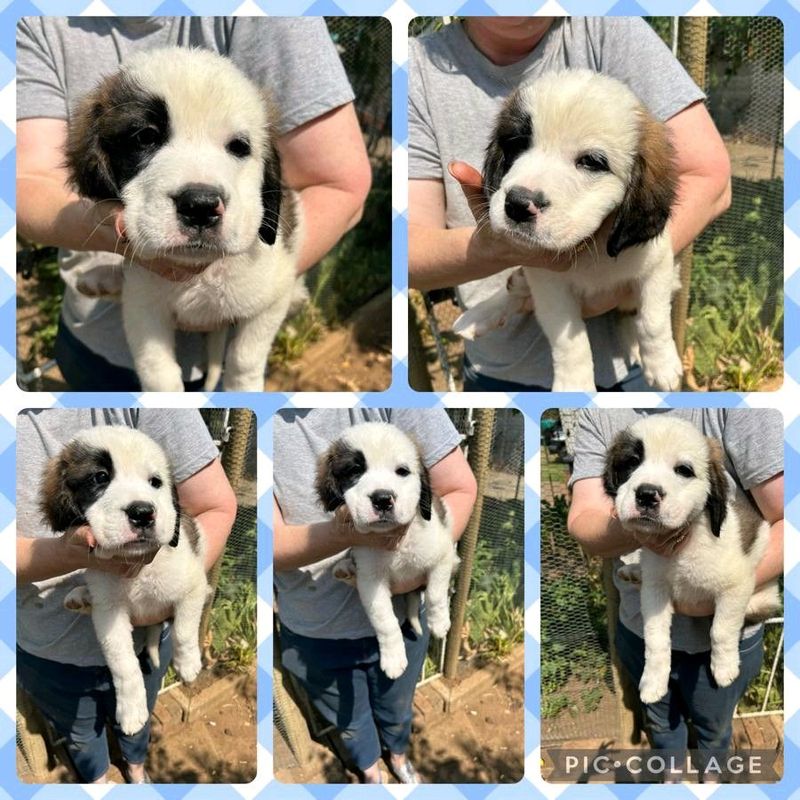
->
xmin=635 ymin=484 xmax=663 ymax=510
xmin=173 ymin=184 xmax=225 ymax=229
xmin=370 ymin=490 xmax=395 ymax=512
xmin=504 ymin=186 xmax=550 ymax=223
xmin=126 ymin=502 xmax=156 ymax=529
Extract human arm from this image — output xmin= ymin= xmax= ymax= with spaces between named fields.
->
xmin=278 ymin=103 xmax=372 ymax=274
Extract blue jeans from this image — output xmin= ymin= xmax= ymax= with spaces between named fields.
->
xmin=17 ymin=627 xmax=172 ymax=782
xmin=280 ymin=614 xmax=430 ymax=772
xmin=615 ymin=621 xmax=763 ymax=762
xmin=462 ymin=357 xmax=648 ymax=392
xmin=54 ymin=316 xmax=207 ymax=392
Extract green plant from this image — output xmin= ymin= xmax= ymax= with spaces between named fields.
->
xmin=210 ymin=580 xmax=257 ymax=671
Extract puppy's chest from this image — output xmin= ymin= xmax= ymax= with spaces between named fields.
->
xmin=355 ymin=521 xmax=451 ymax=578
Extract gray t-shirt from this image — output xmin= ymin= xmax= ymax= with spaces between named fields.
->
xmin=409 ymin=18 xmax=705 ymax=387
xmin=273 ymin=408 xmax=463 ymax=639
xmin=17 ymin=16 xmax=354 ymax=377
xmin=570 ymin=408 xmax=783 ymax=652
xmin=17 ymin=408 xmax=220 ymax=666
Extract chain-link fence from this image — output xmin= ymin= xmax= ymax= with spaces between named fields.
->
xmin=409 ymin=17 xmax=783 ymax=393
xmin=540 ymin=410 xmax=784 ymax=751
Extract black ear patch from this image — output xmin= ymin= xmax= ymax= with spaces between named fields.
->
xmin=419 ymin=462 xmax=432 ymax=522
xmin=170 ymin=481 xmax=181 ymax=547
xmin=607 ymin=111 xmax=677 ymax=258
xmin=40 ymin=455 xmax=85 ymax=532
xmin=603 ymin=431 xmax=645 ymax=497
xmin=315 ymin=440 xmax=367 ymax=513
xmin=483 ymin=93 xmax=532 ymax=200
xmin=258 ymin=141 xmax=283 ymax=246
xmin=705 ymin=438 xmax=728 ymax=537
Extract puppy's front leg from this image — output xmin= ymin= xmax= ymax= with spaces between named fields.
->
xmin=122 ymin=278 xmax=183 ymax=392
xmin=357 ymin=571 xmax=407 ymax=679
xmin=91 ymin=606 xmax=150 ymax=735
xmin=223 ymin=303 xmax=291 ymax=392
xmin=171 ymin=585 xmax=207 ymax=684
xmin=634 ymin=254 xmax=682 ymax=391
xmin=638 ymin=573 xmax=674 ymax=704
xmin=709 ymin=586 xmax=753 ymax=688
xmin=526 ymin=274 xmax=596 ymax=391
xmin=424 ymin=560 xmax=454 ymax=638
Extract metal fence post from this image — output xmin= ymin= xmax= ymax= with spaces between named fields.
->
xmin=443 ymin=408 xmax=496 ymax=679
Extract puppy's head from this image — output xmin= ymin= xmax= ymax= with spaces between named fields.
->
xmin=65 ymin=47 xmax=285 ymax=264
xmin=483 ymin=69 xmax=675 ymax=256
xmin=40 ymin=426 xmax=179 ymax=555
xmin=603 ymin=416 xmax=728 ymax=538
xmin=315 ymin=422 xmax=432 ymax=533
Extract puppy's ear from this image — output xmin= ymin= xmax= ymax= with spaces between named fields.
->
xmin=39 ymin=456 xmax=84 ymax=532
xmin=607 ymin=111 xmax=677 ymax=258
xmin=258 ymin=141 xmax=283 ymax=246
xmin=64 ymin=86 xmax=119 ymax=201
xmin=419 ymin=462 xmax=433 ymax=522
xmin=482 ymin=137 xmax=506 ymax=201
xmin=482 ymin=93 xmax=531 ymax=200
xmin=170 ymin=480 xmax=182 ymax=547
xmin=315 ymin=443 xmax=346 ymax=513
xmin=603 ymin=431 xmax=643 ymax=497
xmin=705 ymin=438 xmax=728 ymax=537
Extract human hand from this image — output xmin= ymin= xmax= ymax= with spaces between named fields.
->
xmin=63 ymin=524 xmax=158 ymax=578
xmin=631 ymin=524 xmax=692 ymax=558
xmin=448 ymin=161 xmax=574 ymax=274
xmin=331 ymin=507 xmax=409 ymax=551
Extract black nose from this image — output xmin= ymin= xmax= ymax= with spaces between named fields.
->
xmin=126 ymin=502 xmax=156 ymax=529
xmin=504 ymin=186 xmax=550 ymax=222
xmin=635 ymin=484 xmax=663 ymax=510
xmin=173 ymin=184 xmax=225 ymax=229
xmin=370 ymin=491 xmax=395 ymax=512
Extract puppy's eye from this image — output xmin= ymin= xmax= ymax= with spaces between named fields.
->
xmin=93 ymin=470 xmax=110 ymax=486
xmin=149 ymin=476 xmax=163 ymax=489
xmin=133 ymin=126 xmax=161 ymax=147
xmin=674 ymin=464 xmax=695 ymax=479
xmin=576 ymin=152 xmax=610 ymax=172
xmin=395 ymin=466 xmax=411 ymax=478
xmin=226 ymin=136 xmax=252 ymax=158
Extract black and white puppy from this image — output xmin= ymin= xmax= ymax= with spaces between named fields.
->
xmin=316 ymin=422 xmax=459 ymax=679
xmin=65 ymin=47 xmax=302 ymax=392
xmin=454 ymin=69 xmax=682 ymax=392
xmin=603 ymin=416 xmax=780 ymax=704
xmin=40 ymin=426 xmax=209 ymax=734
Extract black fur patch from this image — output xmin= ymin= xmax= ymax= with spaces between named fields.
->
xmin=259 ymin=142 xmax=284 ymax=246
xmin=315 ymin=441 xmax=367 ymax=512
xmin=419 ymin=462 xmax=432 ymax=522
xmin=603 ymin=432 xmax=644 ymax=497
xmin=732 ymin=492 xmax=764 ymax=555
xmin=65 ymin=70 xmax=171 ymax=200
xmin=170 ymin=482 xmax=182 ymax=547
xmin=705 ymin=439 xmax=728 ymax=537
xmin=483 ymin=93 xmax=533 ymax=198
xmin=40 ymin=443 xmax=114 ymax=532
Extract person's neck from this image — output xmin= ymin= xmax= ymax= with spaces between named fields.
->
xmin=463 ymin=18 xmax=553 ymax=67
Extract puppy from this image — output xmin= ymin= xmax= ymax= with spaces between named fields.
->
xmin=454 ymin=69 xmax=682 ymax=392
xmin=40 ymin=426 xmax=209 ymax=734
xmin=603 ymin=416 xmax=780 ymax=704
xmin=65 ymin=48 xmax=302 ymax=392
xmin=315 ymin=422 xmax=459 ymax=679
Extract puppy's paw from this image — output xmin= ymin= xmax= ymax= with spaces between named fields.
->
xmin=711 ymin=654 xmax=740 ymax=688
xmin=380 ymin=647 xmax=408 ymax=680
xmin=427 ymin=610 xmax=451 ymax=639
xmin=453 ymin=309 xmax=502 ymax=341
xmin=552 ymin=373 xmax=596 ymax=393
xmin=174 ymin=651 xmax=202 ymax=684
xmin=642 ymin=349 xmax=683 ymax=392
xmin=639 ymin=669 xmax=669 ymax=704
xmin=617 ymin=565 xmax=642 ymax=586
xmin=64 ymin=586 xmax=93 ymax=613
xmin=139 ymin=364 xmax=185 ymax=393
xmin=332 ymin=556 xmax=358 ymax=586
xmin=116 ymin=688 xmax=149 ymax=735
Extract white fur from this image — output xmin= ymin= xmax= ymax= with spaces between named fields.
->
xmin=321 ymin=423 xmax=459 ymax=679
xmin=47 ymin=427 xmax=209 ymax=734
xmin=454 ymin=70 xmax=682 ymax=392
xmin=608 ymin=416 xmax=780 ymax=704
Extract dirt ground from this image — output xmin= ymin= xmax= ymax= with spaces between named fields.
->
xmin=17 ymin=271 xmax=391 ymax=393
xmin=274 ymin=646 xmax=524 ymax=784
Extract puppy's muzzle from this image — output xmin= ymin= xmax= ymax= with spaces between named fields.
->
xmin=635 ymin=484 xmax=664 ymax=511
xmin=173 ymin=183 xmax=226 ymax=231
xmin=370 ymin=490 xmax=395 ymax=513
xmin=125 ymin=501 xmax=156 ymax=530
xmin=504 ymin=186 xmax=550 ymax=223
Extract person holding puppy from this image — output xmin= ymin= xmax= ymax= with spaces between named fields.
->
xmin=408 ymin=17 xmax=731 ymax=391
xmin=273 ymin=408 xmax=477 ymax=784
xmin=567 ymin=408 xmax=783 ymax=778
